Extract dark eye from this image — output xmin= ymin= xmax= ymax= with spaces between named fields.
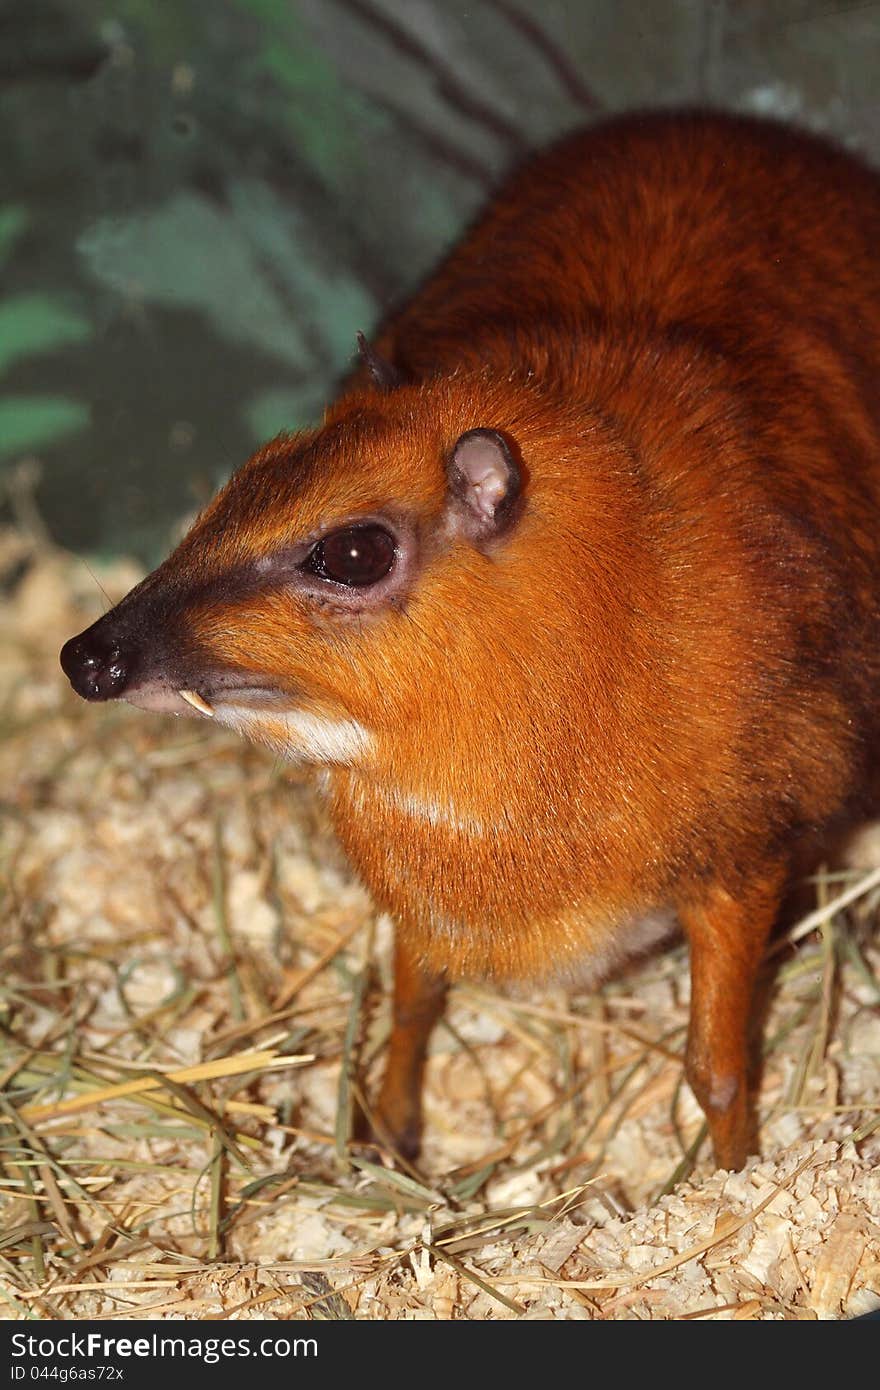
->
xmin=302 ymin=524 xmax=396 ymax=587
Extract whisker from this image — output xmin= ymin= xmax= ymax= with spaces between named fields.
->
xmin=81 ymin=560 xmax=113 ymax=613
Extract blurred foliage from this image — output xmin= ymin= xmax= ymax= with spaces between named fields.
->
xmin=239 ymin=0 xmax=379 ymax=179
xmin=0 ymin=395 xmax=90 ymax=457
xmin=2 ymin=0 xmax=880 ymax=559
xmin=0 ymin=205 xmax=91 ymax=462
xmin=0 ymin=295 xmax=91 ymax=376
xmin=0 ymin=206 xmax=27 ymax=259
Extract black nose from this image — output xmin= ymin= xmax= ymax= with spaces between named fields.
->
xmin=60 ymin=624 xmax=135 ymax=701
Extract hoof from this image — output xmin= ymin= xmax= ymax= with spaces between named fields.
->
xmin=363 ymin=1114 xmax=422 ymax=1165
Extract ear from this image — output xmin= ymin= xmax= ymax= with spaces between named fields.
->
xmin=356 ymin=331 xmax=404 ymax=391
xmin=446 ymin=428 xmax=523 ymax=542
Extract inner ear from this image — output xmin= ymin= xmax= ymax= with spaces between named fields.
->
xmin=446 ymin=428 xmax=522 ymax=542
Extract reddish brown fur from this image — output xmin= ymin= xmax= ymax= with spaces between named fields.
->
xmin=62 ymin=111 xmax=880 ymax=1171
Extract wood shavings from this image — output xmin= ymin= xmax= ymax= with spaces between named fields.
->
xmin=809 ymin=1211 xmax=871 ymax=1318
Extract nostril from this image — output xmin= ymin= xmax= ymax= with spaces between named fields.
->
xmin=60 ymin=631 xmax=134 ymax=702
xmin=102 ymin=647 xmax=129 ymax=695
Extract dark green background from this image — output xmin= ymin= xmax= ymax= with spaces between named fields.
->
xmin=2 ymin=0 xmax=880 ymax=560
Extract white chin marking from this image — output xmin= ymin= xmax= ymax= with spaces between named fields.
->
xmin=219 ymin=705 xmax=373 ymax=766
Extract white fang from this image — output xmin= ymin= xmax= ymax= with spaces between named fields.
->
xmin=179 ymin=689 xmax=214 ymax=716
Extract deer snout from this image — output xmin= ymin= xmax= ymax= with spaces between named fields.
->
xmin=60 ymin=620 xmax=138 ymax=702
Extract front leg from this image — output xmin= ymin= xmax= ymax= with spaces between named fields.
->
xmin=677 ymin=866 xmax=786 ymax=1171
xmin=372 ymin=933 xmax=448 ymax=1161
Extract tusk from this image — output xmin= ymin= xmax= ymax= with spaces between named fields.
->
xmin=179 ymin=689 xmax=214 ymax=717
